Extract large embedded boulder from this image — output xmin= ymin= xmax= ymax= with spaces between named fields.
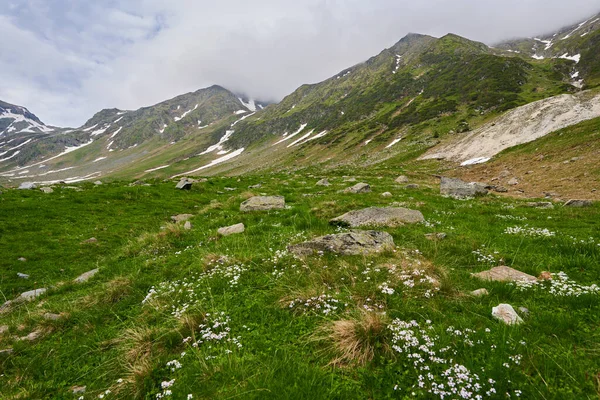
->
xmin=330 ymin=207 xmax=424 ymax=228
xmin=472 ymin=266 xmax=537 ymax=283
xmin=288 ymin=230 xmax=394 ymax=257
xmin=492 ymin=304 xmax=523 ymax=325
xmin=218 ymin=223 xmax=245 ymax=236
xmin=344 ymin=183 xmax=371 ymax=194
xmin=240 ymin=196 xmax=285 ymax=212
xmin=440 ymin=177 xmax=488 ymax=199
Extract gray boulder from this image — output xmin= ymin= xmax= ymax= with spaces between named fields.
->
xmin=17 ymin=273 xmax=29 ymax=279
xmin=330 ymin=207 xmax=424 ymax=228
xmin=492 ymin=304 xmax=523 ymax=325
xmin=184 ymin=221 xmax=192 ymax=230
xmin=564 ymin=199 xmax=593 ymax=208
xmin=288 ymin=230 xmax=394 ymax=257
xmin=395 ymin=176 xmax=409 ymax=184
xmin=74 ymin=269 xmax=99 ymax=283
xmin=175 ymin=178 xmax=193 ymax=190
xmin=240 ymin=196 xmax=285 ymax=212
xmin=440 ymin=177 xmax=488 ymax=199
xmin=344 ymin=183 xmax=371 ymax=194
xmin=18 ymin=182 xmax=37 ymax=190
xmin=218 ymin=223 xmax=245 ymax=236
xmin=17 ymin=288 xmax=47 ymax=302
xmin=316 ymin=179 xmax=331 ymax=187
xmin=381 ymin=192 xmax=393 ymax=198
xmin=472 ymin=266 xmax=537 ymax=283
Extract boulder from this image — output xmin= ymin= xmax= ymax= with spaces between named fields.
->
xmin=18 ymin=182 xmax=37 ymax=190
xmin=344 ymin=183 xmax=371 ymax=194
xmin=381 ymin=192 xmax=393 ymax=198
xmin=240 ymin=196 xmax=285 ymax=212
xmin=471 ymin=288 xmax=489 ymax=297
xmin=72 ymin=386 xmax=87 ymax=395
xmin=492 ymin=304 xmax=523 ymax=325
xmin=175 ymin=178 xmax=193 ymax=190
xmin=395 ymin=176 xmax=409 ymax=184
xmin=17 ymin=288 xmax=47 ymax=302
xmin=18 ymin=257 xmax=26 ymax=262
xmin=564 ymin=199 xmax=593 ymax=208
xmin=74 ymin=269 xmax=99 ymax=284
xmin=218 ymin=223 xmax=245 ymax=236
xmin=330 ymin=207 xmax=424 ymax=228
xmin=19 ymin=330 xmax=43 ymax=342
xmin=440 ymin=177 xmax=487 ymax=199
xmin=40 ymin=187 xmax=53 ymax=194
xmin=288 ymin=230 xmax=394 ymax=257
xmin=183 ymin=221 xmax=192 ymax=230
xmin=171 ymin=214 xmax=194 ymax=222
xmin=472 ymin=266 xmax=537 ymax=283
xmin=507 ymin=178 xmax=519 ymax=186
xmin=494 ymin=186 xmax=508 ymax=193
xmin=316 ymin=179 xmax=331 ymax=187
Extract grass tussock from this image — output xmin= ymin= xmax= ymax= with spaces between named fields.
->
xmin=124 ymin=222 xmax=185 ymax=256
xmin=118 ymin=326 xmax=162 ymax=399
xmin=82 ymin=277 xmax=132 ymax=307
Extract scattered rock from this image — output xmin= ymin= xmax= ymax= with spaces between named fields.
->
xmin=16 ymin=288 xmax=47 ymax=302
xmin=184 ymin=221 xmax=192 ymax=230
xmin=288 ymin=230 xmax=395 ymax=257
xmin=524 ymin=202 xmax=554 ymax=209
xmin=18 ymin=182 xmax=37 ymax=190
xmin=507 ymin=178 xmax=519 ymax=186
xmin=74 ymin=269 xmax=99 ymax=284
xmin=499 ymin=170 xmax=511 ymax=179
xmin=17 ymin=273 xmax=29 ymax=279
xmin=43 ymin=313 xmax=62 ymax=321
xmin=405 ymin=184 xmax=420 ymax=189
xmin=0 ymin=348 xmax=13 ymax=355
xmin=471 ymin=288 xmax=489 ymax=297
xmin=492 ymin=304 xmax=523 ymax=325
xmin=248 ymin=184 xmax=262 ymax=189
xmin=494 ymin=186 xmax=508 ymax=193
xmin=175 ymin=178 xmax=193 ymax=190
xmin=344 ymin=177 xmax=357 ymax=182
xmin=440 ymin=177 xmax=487 ymax=199
xmin=0 ymin=325 xmax=8 ymax=334
xmin=381 ymin=192 xmax=393 ymax=198
xmin=344 ymin=183 xmax=371 ymax=194
xmin=81 ymin=237 xmax=98 ymax=244
xmin=564 ymin=199 xmax=593 ymax=208
xmin=40 ymin=187 xmax=53 ymax=194
xmin=94 ymin=181 xmax=103 ymax=185
xmin=395 ymin=176 xmax=409 ymax=184
xmin=171 ymin=214 xmax=194 ymax=222
xmin=330 ymin=207 xmax=424 ymax=228
xmin=19 ymin=330 xmax=43 ymax=342
xmin=18 ymin=257 xmax=26 ymax=262
xmin=72 ymin=386 xmax=87 ymax=395
xmin=240 ymin=196 xmax=285 ymax=212
xmin=218 ymin=223 xmax=245 ymax=236
xmin=425 ymin=233 xmax=447 ymax=241
xmin=538 ymin=271 xmax=553 ymax=281
xmin=224 ymin=187 xmax=237 ymax=191
xmin=472 ymin=266 xmax=537 ymax=283
xmin=518 ymin=307 xmax=530 ymax=317
xmin=316 ymin=179 xmax=331 ymax=187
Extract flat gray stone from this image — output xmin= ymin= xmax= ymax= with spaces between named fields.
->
xmin=40 ymin=187 xmax=53 ymax=194
xmin=74 ymin=269 xmax=99 ymax=283
xmin=344 ymin=183 xmax=371 ymax=194
xmin=72 ymin=386 xmax=87 ymax=395
xmin=472 ymin=266 xmax=537 ymax=283
xmin=507 ymin=178 xmax=519 ymax=186
xmin=0 ymin=348 xmax=13 ymax=355
xmin=81 ymin=237 xmax=98 ymax=244
xmin=218 ymin=223 xmax=245 ymax=236
xmin=316 ymin=179 xmax=331 ymax=187
xmin=240 ymin=196 xmax=285 ymax=212
xmin=330 ymin=207 xmax=424 ymax=228
xmin=43 ymin=313 xmax=61 ymax=321
xmin=17 ymin=288 xmax=47 ymax=302
xmin=564 ymin=199 xmax=593 ymax=208
xmin=18 ymin=257 xmax=26 ymax=262
xmin=405 ymin=184 xmax=420 ymax=189
xmin=288 ymin=230 xmax=395 ymax=257
xmin=17 ymin=273 xmax=29 ymax=279
xmin=19 ymin=330 xmax=43 ymax=341
xmin=395 ymin=176 xmax=409 ymax=184
xmin=171 ymin=214 xmax=194 ymax=222
xmin=381 ymin=192 xmax=393 ymax=198
xmin=440 ymin=177 xmax=488 ymax=199
xmin=175 ymin=178 xmax=193 ymax=190
xmin=492 ymin=304 xmax=523 ymax=325
xmin=18 ymin=182 xmax=37 ymax=190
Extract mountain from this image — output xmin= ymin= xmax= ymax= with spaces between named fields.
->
xmin=2 ymin=11 xmax=600 ymax=184
xmin=0 ymin=100 xmax=56 ymax=136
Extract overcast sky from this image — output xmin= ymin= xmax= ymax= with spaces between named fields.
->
xmin=1 ymin=0 xmax=599 ymax=127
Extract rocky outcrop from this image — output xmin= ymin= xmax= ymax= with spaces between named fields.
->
xmin=330 ymin=207 xmax=424 ymax=228
xmin=240 ymin=196 xmax=285 ymax=211
xmin=288 ymin=230 xmax=394 ymax=257
xmin=440 ymin=177 xmax=488 ymax=199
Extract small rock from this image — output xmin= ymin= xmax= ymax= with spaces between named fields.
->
xmin=74 ymin=269 xmax=99 ymax=283
xmin=395 ymin=176 xmax=409 ymax=184
xmin=17 ymin=273 xmax=29 ymax=279
xmin=425 ymin=233 xmax=447 ymax=241
xmin=344 ymin=177 xmax=357 ymax=182
xmin=507 ymin=178 xmax=519 ymax=186
xmin=240 ymin=196 xmax=285 ymax=212
xmin=405 ymin=184 xmax=420 ymax=189
xmin=19 ymin=330 xmax=43 ymax=341
xmin=184 ymin=221 xmax=192 ymax=230
xmin=18 ymin=182 xmax=37 ymax=190
xmin=564 ymin=199 xmax=593 ymax=208
xmin=248 ymin=184 xmax=262 ymax=189
xmin=344 ymin=183 xmax=371 ymax=194
xmin=171 ymin=214 xmax=194 ymax=222
xmin=0 ymin=348 xmax=13 ymax=355
xmin=16 ymin=288 xmax=47 ymax=302
xmin=40 ymin=187 xmax=53 ymax=194
xmin=524 ymin=202 xmax=554 ymax=209
xmin=471 ymin=288 xmax=489 ymax=297
xmin=316 ymin=179 xmax=331 ymax=186
xmin=224 ymin=187 xmax=237 ymax=191
xmin=538 ymin=271 xmax=553 ymax=281
xmin=81 ymin=237 xmax=98 ymax=244
xmin=0 ymin=325 xmax=8 ymax=334
xmin=518 ymin=307 xmax=530 ymax=317
xmin=330 ymin=207 xmax=424 ymax=228
xmin=175 ymin=178 xmax=193 ymax=190
xmin=440 ymin=177 xmax=487 ymax=199
xmin=494 ymin=186 xmax=508 ymax=193
xmin=18 ymin=257 xmax=26 ymax=262
xmin=43 ymin=313 xmax=61 ymax=321
xmin=499 ymin=170 xmax=511 ymax=178
xmin=94 ymin=181 xmax=103 ymax=185
xmin=381 ymin=192 xmax=393 ymax=198
xmin=492 ymin=304 xmax=523 ymax=325
xmin=288 ymin=230 xmax=395 ymax=257
xmin=472 ymin=266 xmax=537 ymax=283
xmin=218 ymin=223 xmax=245 ymax=236
xmin=72 ymin=386 xmax=87 ymax=395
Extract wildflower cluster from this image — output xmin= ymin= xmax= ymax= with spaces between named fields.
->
xmin=397 ymin=269 xmax=440 ymax=298
xmin=504 ymin=226 xmax=555 ymax=238
xmin=287 ymin=294 xmax=346 ymax=315
xmin=566 ymin=235 xmax=600 ymax=247
xmin=514 ymin=272 xmax=599 ymax=296
xmin=495 ymin=214 xmax=527 ymax=221
xmin=472 ymin=246 xmax=500 ymax=265
xmin=422 ymin=220 xmax=442 ymax=229
xmin=389 ymin=320 xmax=523 ymax=399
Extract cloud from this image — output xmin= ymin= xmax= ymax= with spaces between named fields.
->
xmin=0 ymin=0 xmax=598 ymax=127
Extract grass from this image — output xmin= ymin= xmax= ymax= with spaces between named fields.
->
xmin=0 ymin=172 xmax=598 ymax=399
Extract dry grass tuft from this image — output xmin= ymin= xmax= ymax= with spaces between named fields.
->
xmin=82 ymin=277 xmax=132 ymax=307
xmin=118 ymin=326 xmax=161 ymax=399
xmin=123 ymin=223 xmax=184 ymax=257
xmin=315 ymin=310 xmax=390 ymax=367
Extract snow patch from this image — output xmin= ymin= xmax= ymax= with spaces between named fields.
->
xmin=176 ymin=148 xmax=245 ymax=176
xmin=238 ymin=98 xmax=257 ymax=112
xmin=559 ymin=53 xmax=581 ymax=63
xmin=109 ymin=127 xmax=122 ymax=139
xmin=145 ymin=165 xmax=170 ymax=172
xmin=306 ymin=130 xmax=329 ymax=142
xmin=288 ymin=129 xmax=314 ymax=147
xmin=460 ymin=157 xmax=491 ymax=166
xmin=0 ymin=150 xmax=20 ymax=162
xmin=386 ymin=138 xmax=402 ymax=149
xmin=93 ymin=157 xmax=107 ymax=163
xmin=82 ymin=124 xmax=99 ymax=132
xmin=91 ymin=126 xmax=110 ymax=136
xmin=274 ymin=123 xmax=307 ymax=145
xmin=200 ymin=130 xmax=235 ymax=155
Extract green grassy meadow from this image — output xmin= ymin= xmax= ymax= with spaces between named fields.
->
xmin=0 ymin=173 xmax=599 ymax=399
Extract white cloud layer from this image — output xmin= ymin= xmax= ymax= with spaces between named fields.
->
xmin=1 ymin=0 xmax=598 ymax=127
